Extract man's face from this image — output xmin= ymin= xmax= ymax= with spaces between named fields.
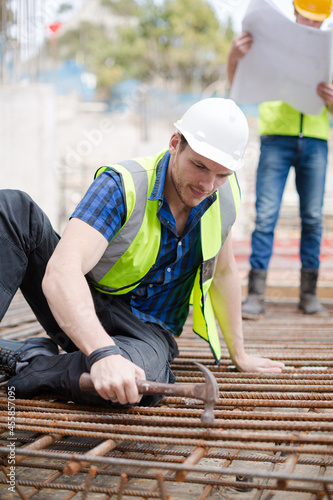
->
xmin=295 ymin=10 xmax=323 ymax=28
xmin=167 ymin=134 xmax=233 ymax=209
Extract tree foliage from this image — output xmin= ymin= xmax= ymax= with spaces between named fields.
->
xmin=57 ymin=0 xmax=234 ymax=96
xmin=101 ymin=0 xmax=139 ymax=16
xmin=57 ymin=3 xmax=74 ymax=15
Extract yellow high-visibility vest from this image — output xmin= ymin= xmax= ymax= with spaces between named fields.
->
xmin=87 ymin=150 xmax=241 ymax=362
xmin=259 ymin=101 xmax=329 ymax=140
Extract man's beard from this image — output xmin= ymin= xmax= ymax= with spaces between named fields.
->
xmin=170 ymin=168 xmax=193 ymax=208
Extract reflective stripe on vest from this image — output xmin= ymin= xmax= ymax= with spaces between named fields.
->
xmin=87 ymin=151 xmax=164 ymax=293
xmin=89 ymin=160 xmax=149 ymax=282
xmin=87 ymin=151 xmax=240 ymax=362
xmin=191 ymin=173 xmax=240 ymax=362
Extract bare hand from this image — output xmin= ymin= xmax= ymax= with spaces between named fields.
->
xmin=234 ymin=352 xmax=285 ymax=373
xmin=229 ymin=32 xmax=254 ymax=61
xmin=317 ymin=82 xmax=333 ymax=106
xmin=89 ymin=354 xmax=146 ymax=405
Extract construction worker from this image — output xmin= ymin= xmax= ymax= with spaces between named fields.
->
xmin=0 ymin=98 xmax=284 ymax=407
xmin=227 ymin=0 xmax=333 ymax=320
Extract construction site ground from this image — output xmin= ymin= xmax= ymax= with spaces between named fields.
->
xmin=0 ymin=290 xmax=333 ymax=499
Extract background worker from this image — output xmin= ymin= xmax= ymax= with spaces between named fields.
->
xmin=227 ymin=0 xmax=333 ymax=320
xmin=0 ymin=98 xmax=284 ymax=407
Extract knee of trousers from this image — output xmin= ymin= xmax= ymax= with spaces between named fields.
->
xmin=0 ymin=189 xmax=37 ymax=212
xmin=0 ymin=189 xmax=48 ymax=251
xmin=301 ymin=218 xmax=322 ymax=234
xmin=255 ymin=210 xmax=279 ymax=232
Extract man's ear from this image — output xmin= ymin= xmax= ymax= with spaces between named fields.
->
xmin=169 ymin=133 xmax=181 ymax=155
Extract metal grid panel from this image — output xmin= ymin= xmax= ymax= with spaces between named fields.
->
xmin=0 ymin=294 xmax=333 ymax=499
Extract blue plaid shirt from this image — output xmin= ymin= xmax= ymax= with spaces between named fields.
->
xmin=71 ymin=152 xmax=216 ymax=336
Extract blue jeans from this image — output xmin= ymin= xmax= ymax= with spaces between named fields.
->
xmin=250 ymin=135 xmax=328 ymax=271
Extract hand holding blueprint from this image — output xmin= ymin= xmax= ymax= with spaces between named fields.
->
xmin=230 ymin=0 xmax=333 ymax=115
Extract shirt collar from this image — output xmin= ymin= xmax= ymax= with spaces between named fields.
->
xmin=149 ymin=151 xmax=170 ymax=201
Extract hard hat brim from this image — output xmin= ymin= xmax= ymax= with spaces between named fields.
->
xmin=174 ymin=123 xmax=245 ymax=172
xmin=294 ymin=4 xmax=331 ymax=21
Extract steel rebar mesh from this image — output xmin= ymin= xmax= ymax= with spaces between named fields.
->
xmin=0 ymin=293 xmax=332 ymax=500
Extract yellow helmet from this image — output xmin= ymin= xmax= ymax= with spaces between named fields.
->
xmin=294 ymin=0 xmax=332 ymax=21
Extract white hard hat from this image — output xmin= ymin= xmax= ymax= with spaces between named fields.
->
xmin=174 ymin=98 xmax=249 ymax=171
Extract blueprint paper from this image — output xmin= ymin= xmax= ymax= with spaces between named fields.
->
xmin=230 ymin=0 xmax=333 ymax=115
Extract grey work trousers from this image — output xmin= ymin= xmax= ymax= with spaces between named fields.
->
xmin=0 ymin=189 xmax=178 ymax=406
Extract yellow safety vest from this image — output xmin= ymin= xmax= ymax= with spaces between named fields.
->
xmin=259 ymin=101 xmax=329 ymax=140
xmin=87 ymin=150 xmax=241 ymax=362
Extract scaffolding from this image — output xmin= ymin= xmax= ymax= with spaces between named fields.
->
xmin=0 ymin=0 xmax=59 ymax=86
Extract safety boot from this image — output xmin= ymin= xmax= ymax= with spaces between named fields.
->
xmin=7 ymin=350 xmax=168 ymax=408
xmin=6 ymin=351 xmax=128 ymax=407
xmin=242 ymin=269 xmax=267 ymax=320
xmin=0 ymin=337 xmax=59 ymax=378
xmin=6 ymin=353 xmax=76 ymax=400
xmin=298 ymin=269 xmax=329 ymax=316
